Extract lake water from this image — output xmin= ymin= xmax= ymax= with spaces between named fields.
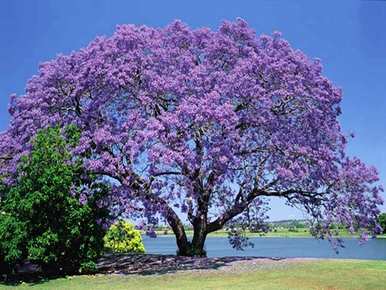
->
xmin=142 ymin=236 xmax=386 ymax=260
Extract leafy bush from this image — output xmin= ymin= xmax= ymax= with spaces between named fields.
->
xmin=0 ymin=126 xmax=111 ymax=274
xmin=104 ymin=220 xmax=145 ymax=253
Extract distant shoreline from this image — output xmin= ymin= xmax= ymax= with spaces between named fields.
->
xmin=147 ymin=230 xmax=386 ymax=239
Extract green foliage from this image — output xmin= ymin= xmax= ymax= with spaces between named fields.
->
xmin=0 ymin=126 xmax=110 ymax=274
xmin=104 ymin=220 xmax=145 ymax=253
xmin=79 ymin=260 xmax=98 ymax=274
xmin=379 ymin=213 xmax=386 ymax=234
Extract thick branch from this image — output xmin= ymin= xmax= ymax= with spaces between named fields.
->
xmin=0 ymin=156 xmax=12 ymax=161
xmin=152 ymin=171 xmax=182 ymax=177
xmin=207 ymin=187 xmax=325 ymax=233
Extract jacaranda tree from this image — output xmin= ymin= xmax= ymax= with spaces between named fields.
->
xmin=0 ymin=19 xmax=383 ymax=256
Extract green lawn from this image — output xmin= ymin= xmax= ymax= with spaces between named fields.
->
xmin=2 ymin=259 xmax=386 ymax=290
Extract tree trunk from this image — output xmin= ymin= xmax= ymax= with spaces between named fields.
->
xmin=190 ymin=215 xmax=207 ymax=257
xmin=175 ymin=231 xmax=207 ymax=257
xmin=164 ymin=206 xmax=191 ymax=256
xmin=174 ymin=215 xmax=208 ymax=257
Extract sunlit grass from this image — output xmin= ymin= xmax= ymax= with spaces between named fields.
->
xmin=2 ymin=259 xmax=386 ymax=290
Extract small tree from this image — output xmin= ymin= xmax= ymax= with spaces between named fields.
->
xmin=104 ymin=220 xmax=145 ymax=253
xmin=0 ymin=126 xmax=111 ymax=274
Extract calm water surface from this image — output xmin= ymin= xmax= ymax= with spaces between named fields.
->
xmin=142 ymin=236 xmax=386 ymax=260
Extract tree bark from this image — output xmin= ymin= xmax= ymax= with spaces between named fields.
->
xmin=190 ymin=215 xmax=208 ymax=257
xmin=171 ymin=213 xmax=208 ymax=257
xmin=165 ymin=193 xmax=209 ymax=257
xmin=163 ymin=203 xmax=191 ymax=256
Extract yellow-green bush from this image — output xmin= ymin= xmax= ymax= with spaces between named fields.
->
xmin=104 ymin=220 xmax=145 ymax=253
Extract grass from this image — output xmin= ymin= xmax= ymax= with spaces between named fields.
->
xmin=1 ymin=259 xmax=386 ymax=290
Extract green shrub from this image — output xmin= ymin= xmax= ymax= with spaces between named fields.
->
xmin=0 ymin=126 xmax=111 ymax=274
xmin=104 ymin=220 xmax=145 ymax=253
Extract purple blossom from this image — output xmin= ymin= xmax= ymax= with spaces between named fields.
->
xmin=79 ymin=193 xmax=88 ymax=205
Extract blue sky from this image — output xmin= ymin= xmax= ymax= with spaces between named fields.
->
xmin=1 ymin=0 xmax=385 ymax=220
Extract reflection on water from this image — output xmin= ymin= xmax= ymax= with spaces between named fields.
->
xmin=143 ymin=236 xmax=386 ymax=260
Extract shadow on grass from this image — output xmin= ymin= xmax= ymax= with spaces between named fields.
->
xmin=1 ymin=271 xmax=70 ymax=287
xmin=97 ymin=253 xmax=285 ymax=275
xmin=0 ymin=253 xmax=285 ymax=286
xmin=0 ymin=262 xmax=83 ymax=286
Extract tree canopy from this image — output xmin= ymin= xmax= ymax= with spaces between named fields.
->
xmin=0 ymin=19 xmax=383 ymax=256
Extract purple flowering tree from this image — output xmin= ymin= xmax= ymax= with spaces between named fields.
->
xmin=0 ymin=19 xmax=383 ymax=256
